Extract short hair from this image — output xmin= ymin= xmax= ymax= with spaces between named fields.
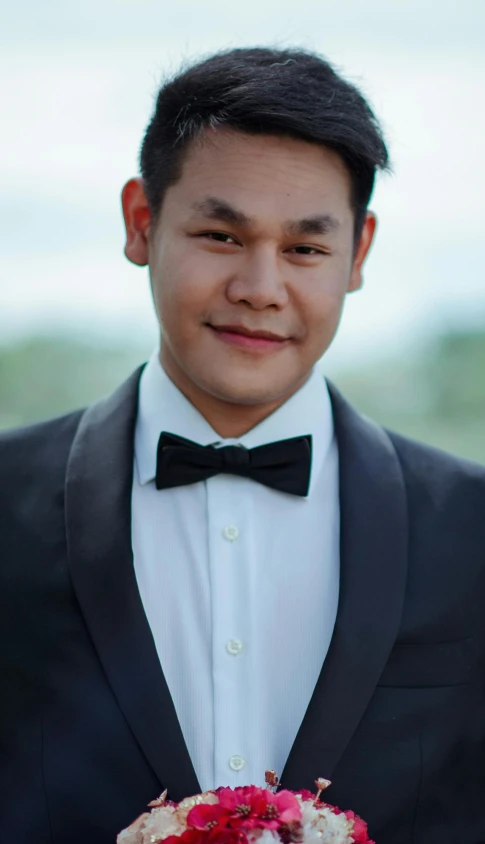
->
xmin=140 ymin=47 xmax=390 ymax=239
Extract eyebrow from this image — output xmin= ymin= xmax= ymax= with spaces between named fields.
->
xmin=285 ymin=214 xmax=340 ymax=236
xmin=191 ymin=196 xmax=340 ymax=235
xmin=191 ymin=197 xmax=252 ymax=227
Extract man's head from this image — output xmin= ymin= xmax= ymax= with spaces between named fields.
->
xmin=122 ymin=48 xmax=389 ymax=434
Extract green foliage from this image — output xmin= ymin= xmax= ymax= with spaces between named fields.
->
xmin=0 ymin=337 xmax=148 ymax=431
xmin=1 ymin=330 xmax=484 ymax=463
xmin=336 ymin=329 xmax=485 ymax=463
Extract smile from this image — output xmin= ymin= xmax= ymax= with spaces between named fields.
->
xmin=208 ymin=324 xmax=290 ymax=352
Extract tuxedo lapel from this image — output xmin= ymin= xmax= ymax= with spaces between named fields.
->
xmin=65 ymin=367 xmax=200 ymax=800
xmin=66 ymin=367 xmax=406 ymax=797
xmin=282 ymin=382 xmax=408 ymax=790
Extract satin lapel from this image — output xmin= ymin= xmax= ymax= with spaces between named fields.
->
xmin=65 ymin=367 xmax=200 ymax=800
xmin=282 ymin=382 xmax=408 ymax=790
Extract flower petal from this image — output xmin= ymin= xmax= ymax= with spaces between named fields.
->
xmin=188 ymin=804 xmax=230 ymax=830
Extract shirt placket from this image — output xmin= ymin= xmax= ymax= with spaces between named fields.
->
xmin=207 ymin=472 xmax=251 ymax=787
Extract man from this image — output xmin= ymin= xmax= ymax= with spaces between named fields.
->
xmin=1 ymin=47 xmax=484 ymax=844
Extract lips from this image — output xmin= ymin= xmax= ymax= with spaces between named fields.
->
xmin=208 ymin=324 xmax=289 ymax=351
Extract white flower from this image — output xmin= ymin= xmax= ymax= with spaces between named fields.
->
xmin=247 ymin=830 xmax=281 ymax=844
xmin=117 ymin=812 xmax=150 ymax=844
xmin=300 ymin=799 xmax=321 ymax=827
xmin=117 ymin=805 xmax=186 ymax=844
xmin=296 ymin=798 xmax=355 ymax=844
xmin=311 ymin=806 xmax=354 ymax=843
xmin=141 ymin=805 xmax=185 ymax=842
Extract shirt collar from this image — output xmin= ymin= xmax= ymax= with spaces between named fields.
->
xmin=134 ymin=350 xmax=335 ymax=497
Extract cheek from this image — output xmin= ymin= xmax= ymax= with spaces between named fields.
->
xmin=301 ymin=275 xmax=348 ymax=325
xmin=152 ymin=257 xmax=222 ymax=347
xmin=151 ymin=250 xmax=197 ymax=315
xmin=154 ymin=242 xmax=224 ymax=308
xmin=295 ymin=270 xmax=350 ymax=352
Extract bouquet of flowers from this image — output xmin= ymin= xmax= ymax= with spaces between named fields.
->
xmin=117 ymin=771 xmax=374 ymax=844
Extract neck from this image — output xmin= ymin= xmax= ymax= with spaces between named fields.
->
xmin=159 ymin=348 xmax=308 ymax=439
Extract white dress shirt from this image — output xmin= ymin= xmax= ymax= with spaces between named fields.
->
xmin=131 ymin=352 xmax=340 ymax=792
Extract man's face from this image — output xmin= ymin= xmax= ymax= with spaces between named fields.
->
xmin=123 ymin=130 xmax=375 ymax=412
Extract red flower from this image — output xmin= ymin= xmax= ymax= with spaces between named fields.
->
xmin=164 ymin=828 xmax=247 ymax=844
xmin=344 ymin=810 xmax=374 ymax=844
xmin=164 ymin=833 xmax=201 ymax=844
xmin=187 ymin=803 xmax=232 ymax=831
xmin=214 ymin=786 xmax=301 ymax=830
xmin=294 ymin=789 xmax=316 ymax=803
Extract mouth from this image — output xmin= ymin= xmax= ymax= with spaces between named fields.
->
xmin=208 ymin=324 xmax=290 ymax=351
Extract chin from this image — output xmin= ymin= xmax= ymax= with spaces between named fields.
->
xmin=201 ymin=374 xmax=293 ymax=406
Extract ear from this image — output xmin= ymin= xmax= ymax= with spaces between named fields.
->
xmin=348 ymin=211 xmax=377 ymax=292
xmin=121 ymin=177 xmax=151 ymax=266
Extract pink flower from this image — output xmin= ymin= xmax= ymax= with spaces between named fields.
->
xmin=214 ymin=786 xmax=302 ymax=831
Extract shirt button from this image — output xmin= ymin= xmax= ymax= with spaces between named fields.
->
xmin=229 ymin=755 xmax=245 ymax=771
xmin=226 ymin=638 xmax=243 ymax=656
xmin=222 ymin=525 xmax=239 ymax=542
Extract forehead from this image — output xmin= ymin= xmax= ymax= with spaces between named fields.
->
xmin=164 ymin=128 xmax=353 ymax=222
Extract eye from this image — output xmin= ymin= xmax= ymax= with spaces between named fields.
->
xmin=288 ymin=245 xmax=326 ymax=256
xmin=201 ymin=231 xmax=239 ymax=244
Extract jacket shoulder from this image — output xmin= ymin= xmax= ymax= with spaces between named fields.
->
xmin=328 ymin=379 xmax=485 ymax=494
xmin=0 ymin=410 xmax=85 ymax=482
xmin=387 ymin=427 xmax=485 ymax=478
xmin=386 ymin=427 xmax=485 ymax=508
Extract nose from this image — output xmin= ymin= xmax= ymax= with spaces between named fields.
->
xmin=226 ymin=245 xmax=289 ymax=310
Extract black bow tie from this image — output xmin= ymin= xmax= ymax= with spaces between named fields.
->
xmin=155 ymin=432 xmax=312 ymax=497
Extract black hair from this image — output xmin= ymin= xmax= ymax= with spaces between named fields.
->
xmin=140 ymin=47 xmax=390 ymax=240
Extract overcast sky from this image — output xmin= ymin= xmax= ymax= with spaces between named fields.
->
xmin=1 ymin=0 xmax=484 ymax=367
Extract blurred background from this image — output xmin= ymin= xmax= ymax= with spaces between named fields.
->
xmin=1 ymin=0 xmax=484 ymax=461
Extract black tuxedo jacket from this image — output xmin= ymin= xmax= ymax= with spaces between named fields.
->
xmin=1 ymin=368 xmax=485 ymax=844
